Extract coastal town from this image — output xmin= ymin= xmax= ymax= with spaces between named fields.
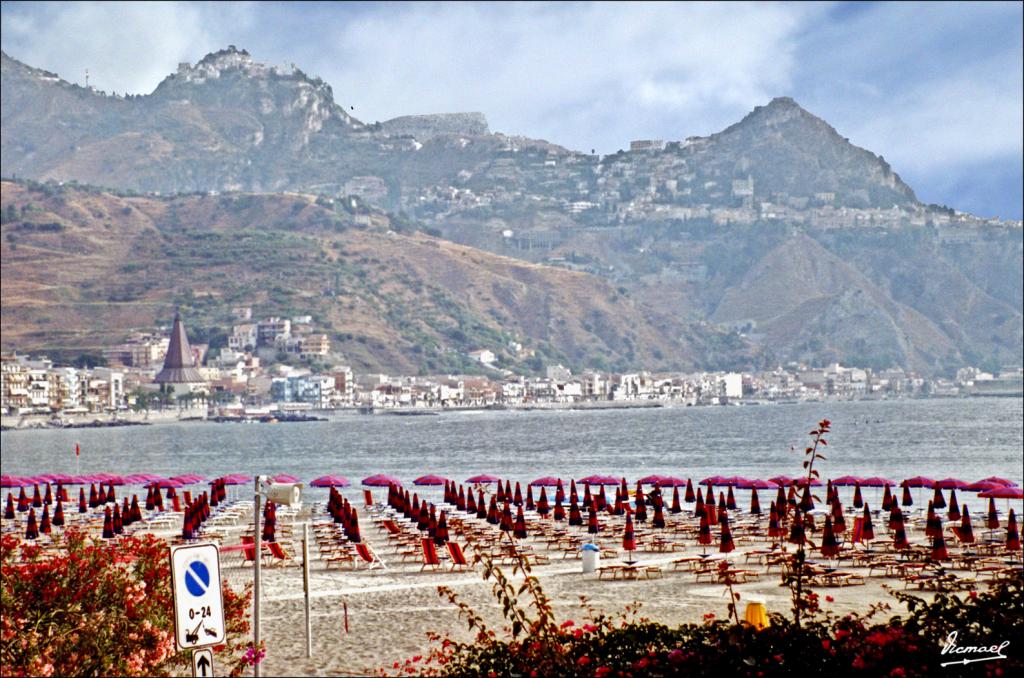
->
xmin=2 ymin=310 xmax=1021 ymax=427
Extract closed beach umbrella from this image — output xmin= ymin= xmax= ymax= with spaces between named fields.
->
xmin=767 ymin=502 xmax=783 ymax=539
xmin=726 ymin=486 xmax=737 ymax=511
xmin=513 ymin=482 xmax=523 ymax=506
xmin=487 ymin=496 xmax=499 ymax=525
xmin=852 ymin=483 xmax=863 ymax=509
xmin=901 ymin=483 xmax=913 ymax=507
xmin=652 ymin=500 xmax=665 ymax=528
xmin=634 ymin=494 xmax=648 ymax=523
xmin=750 ymin=488 xmax=762 ymax=515
xmin=931 ymin=486 xmax=946 ymax=509
xmin=525 ymin=485 xmax=535 ymax=511
xmin=513 ymin=506 xmax=528 ymax=539
xmin=611 ymin=487 xmax=625 ymax=516
xmin=595 ymin=485 xmax=608 ymax=511
xmin=457 ymin=486 xmax=467 ymax=511
xmin=670 ymin=486 xmax=682 ymax=514
xmin=623 ymin=512 xmax=636 ymax=558
xmin=720 ymin=512 xmax=735 ymax=554
xmin=25 ymin=508 xmax=39 ymax=540
xmin=947 ymin=490 xmax=961 ymax=522
xmin=861 ymin=504 xmax=874 ymax=542
xmin=536 ymin=487 xmax=550 ymax=516
xmin=435 ymin=512 xmax=449 ymax=546
xmin=986 ymin=497 xmax=999 ymax=529
xmin=799 ymin=485 xmax=814 ymax=513
xmin=925 ymin=501 xmax=941 ymax=537
xmin=788 ymin=510 xmax=806 ymax=546
xmin=569 ymin=479 xmax=579 ymax=503
xmin=39 ymin=505 xmax=51 ymax=535
xmin=130 ymin=495 xmax=142 ymax=523
xmin=478 ymin=491 xmax=488 ymax=520
xmin=954 ymin=506 xmax=975 ymax=545
xmin=892 ymin=512 xmax=910 ymax=551
xmin=78 ymin=488 xmax=87 ymax=513
xmin=931 ymin=532 xmax=949 ymax=561
xmin=569 ymin=497 xmax=583 ymax=526
xmin=832 ymin=500 xmax=846 ymax=533
xmin=694 ymin=489 xmax=705 ymax=519
xmin=820 ymin=516 xmax=839 ymax=558
xmin=113 ymin=504 xmax=123 ymax=534
xmin=418 ymin=503 xmax=431 ymax=531
xmin=553 ymin=495 xmax=566 ymax=521
xmin=587 ymin=503 xmax=599 ymax=534
xmin=697 ymin=510 xmax=712 ymax=549
xmin=881 ymin=485 xmax=893 ymax=511
xmin=555 ymin=480 xmax=565 ymax=504
xmin=684 ymin=479 xmax=695 ymax=503
xmin=704 ymin=493 xmax=715 ymax=526
xmin=102 ymin=507 xmax=114 ymax=539
xmin=466 ymin=489 xmax=477 ymax=515
xmin=3 ymin=494 xmax=13 ymax=519
xmin=31 ymin=485 xmax=42 ymax=508
xmin=52 ymin=500 xmax=65 ymax=527
xmin=43 ymin=483 xmax=52 ymax=506
xmin=1007 ymin=509 xmax=1020 ymax=552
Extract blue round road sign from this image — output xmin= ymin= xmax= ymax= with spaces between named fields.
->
xmin=185 ymin=560 xmax=211 ymax=597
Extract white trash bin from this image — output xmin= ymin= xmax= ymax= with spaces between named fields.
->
xmin=581 ymin=543 xmax=600 ymax=573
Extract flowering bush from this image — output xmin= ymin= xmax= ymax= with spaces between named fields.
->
xmin=1 ymin=529 xmax=252 ymax=676
xmin=385 ymin=568 xmax=1021 ymax=677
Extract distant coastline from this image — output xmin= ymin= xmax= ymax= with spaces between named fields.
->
xmin=2 ymin=393 xmax=1020 ymax=432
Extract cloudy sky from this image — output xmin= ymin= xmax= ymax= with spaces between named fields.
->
xmin=2 ymin=1 xmax=1021 ymax=218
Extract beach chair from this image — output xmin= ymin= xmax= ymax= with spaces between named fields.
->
xmin=381 ymin=519 xmax=403 ymax=536
xmin=446 ymin=542 xmax=472 ymax=571
xmin=267 ymin=542 xmax=297 ymax=567
xmin=421 ymin=538 xmax=443 ymax=571
xmin=355 ymin=543 xmax=386 ymax=570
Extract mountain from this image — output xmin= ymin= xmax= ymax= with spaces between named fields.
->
xmin=0 ymin=179 xmax=733 ymax=373
xmin=1 ymin=47 xmax=1021 ymax=375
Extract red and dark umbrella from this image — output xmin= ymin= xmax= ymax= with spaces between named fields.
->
xmin=113 ymin=503 xmax=124 ymax=535
xmin=553 ymin=495 xmax=566 ymax=521
xmin=935 ymin=477 xmax=968 ymax=490
xmin=3 ymin=494 xmax=13 ymax=520
xmin=892 ymin=511 xmax=910 ymax=551
xmin=43 ymin=483 xmax=52 ymax=506
xmin=634 ymin=493 xmax=648 ymax=523
xmin=569 ymin=497 xmax=583 ymax=526
xmin=457 ymin=486 xmax=467 ymax=511
xmin=478 ymin=491 xmax=489 ymax=521
xmin=799 ymin=485 xmax=814 ymax=513
xmin=413 ymin=474 xmax=447 ymax=487
xmin=363 ymin=474 xmax=402 ymax=487
xmin=435 ymin=511 xmax=449 ymax=546
xmin=697 ymin=510 xmax=712 ymax=549
xmin=767 ymin=502 xmax=784 ymax=539
xmin=513 ymin=482 xmax=523 ymax=506
xmin=569 ymin=479 xmax=579 ymax=504
xmin=670 ymin=486 xmax=682 ymax=514
xmin=52 ymin=499 xmax=65 ymax=527
xmin=980 ymin=476 xmax=1018 ymax=487
xmin=39 ymin=505 xmax=52 ymax=535
xmin=852 ymin=483 xmax=863 ymax=509
xmin=1007 ymin=509 xmax=1020 ymax=552
xmin=525 ymin=485 xmax=535 ymax=511
xmin=901 ymin=483 xmax=913 ymax=507
xmin=466 ymin=474 xmax=502 ymax=484
xmin=536 ymin=487 xmax=550 ymax=517
xmin=726 ymin=486 xmax=737 ymax=511
xmin=749 ymin=488 xmax=762 ymax=515
xmin=466 ymin=489 xmax=478 ymax=515
xmin=418 ymin=502 xmax=432 ymax=531
xmin=622 ymin=512 xmax=637 ymax=564
xmin=947 ymin=490 xmax=961 ymax=522
xmin=930 ymin=532 xmax=949 ymax=561
xmin=513 ymin=505 xmax=528 ymax=539
xmin=102 ymin=507 xmax=114 ymax=539
xmin=986 ymin=497 xmax=999 ymax=529
xmin=311 ymin=475 xmax=352 ymax=488
xmin=953 ymin=506 xmax=975 ymax=545
xmin=832 ymin=500 xmax=846 ymax=534
xmin=925 ymin=501 xmax=941 ymax=537
xmin=486 ymin=496 xmax=500 ymax=525
xmin=612 ymin=487 xmax=625 ymax=516
xmin=693 ymin=488 xmax=705 ymax=519
xmin=820 ymin=516 xmax=839 ymax=558
xmin=788 ymin=509 xmax=807 ymax=546
xmin=595 ymin=485 xmax=608 ymax=512
xmin=587 ymin=502 xmax=599 ymax=534
xmin=555 ymin=480 xmax=565 ymax=504
xmin=861 ymin=504 xmax=875 ymax=542
xmin=719 ymin=512 xmax=735 ymax=554
xmin=931 ymin=486 xmax=946 ymax=509
xmin=25 ymin=508 xmax=39 ymax=540
xmin=903 ymin=476 xmax=935 ymax=488
xmin=684 ymin=479 xmax=695 ymax=503
xmin=881 ymin=485 xmax=893 ymax=511
xmin=704 ymin=493 xmax=716 ymax=526
xmin=652 ymin=500 xmax=665 ymax=528
xmin=78 ymin=487 xmax=87 ymax=513
xmin=31 ymin=484 xmax=42 ymax=508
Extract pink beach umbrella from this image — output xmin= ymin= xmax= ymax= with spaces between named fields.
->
xmin=934 ymin=478 xmax=969 ymax=490
xmin=145 ymin=478 xmax=184 ymax=489
xmin=578 ymin=475 xmax=619 ymax=486
xmin=903 ymin=476 xmax=936 ymax=488
xmin=768 ymin=475 xmax=798 ymax=486
xmin=980 ymin=477 xmax=1018 ymax=487
xmin=965 ymin=480 xmax=1002 ymax=492
xmin=220 ymin=474 xmax=251 ymax=485
xmin=700 ymin=475 xmax=730 ymax=486
xmin=638 ymin=475 xmax=668 ymax=486
xmin=739 ymin=479 xmax=779 ymax=490
xmin=0 ymin=476 xmax=32 ymax=488
xmin=465 ymin=474 xmax=502 ymax=484
xmin=363 ymin=474 xmax=403 ymax=487
xmin=413 ymin=474 xmax=448 ymax=486
xmin=273 ymin=474 xmax=300 ymax=484
xmin=831 ymin=476 xmax=863 ymax=486
xmin=979 ymin=487 xmax=1024 ymax=499
xmin=529 ymin=477 xmax=563 ymax=487
xmin=310 ymin=475 xmax=351 ymax=488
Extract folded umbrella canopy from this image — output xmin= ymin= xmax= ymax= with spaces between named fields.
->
xmin=901 ymin=483 xmax=914 ymax=507
xmin=513 ymin=506 xmax=528 ymax=539
xmin=622 ymin=512 xmax=637 ymax=560
xmin=749 ymin=488 xmax=762 ymax=515
xmin=684 ymin=479 xmax=695 ymax=503
xmin=767 ymin=502 xmax=783 ymax=539
xmin=953 ymin=506 xmax=975 ymax=546
xmin=1007 ymin=509 xmax=1020 ymax=552
xmin=947 ymin=490 xmax=961 ymax=522
xmin=525 ymin=485 xmax=535 ymax=511
xmin=719 ymin=511 xmax=735 ymax=554
xmin=820 ymin=516 xmax=839 ymax=558
xmin=4 ymin=494 xmax=15 ymax=520
xmin=670 ymin=486 xmax=682 ymax=514
xmin=931 ymin=486 xmax=947 ymax=509
xmin=25 ymin=508 xmax=39 ymax=540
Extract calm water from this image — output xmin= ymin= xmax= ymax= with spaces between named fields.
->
xmin=2 ymin=399 xmax=1021 ymax=502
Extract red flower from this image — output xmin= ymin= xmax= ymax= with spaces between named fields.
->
xmin=889 ymin=668 xmax=906 ymax=678
xmin=821 ymin=640 xmax=830 ymax=650
xmin=578 ymin=656 xmax=591 ymax=667
xmin=825 ymin=595 xmax=834 ymax=603
xmin=560 ymin=620 xmax=575 ymax=628
xmin=636 ymin=658 xmax=649 ymax=669
xmin=969 ymin=591 xmax=978 ymax=599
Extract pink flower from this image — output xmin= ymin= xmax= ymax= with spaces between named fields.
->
xmin=578 ymin=656 xmax=591 ymax=666
xmin=561 ymin=620 xmax=575 ymax=628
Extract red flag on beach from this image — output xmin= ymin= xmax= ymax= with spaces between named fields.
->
xmin=75 ymin=443 xmax=80 ymax=457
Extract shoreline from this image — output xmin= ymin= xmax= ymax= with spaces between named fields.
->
xmin=2 ymin=393 xmax=1020 ymax=432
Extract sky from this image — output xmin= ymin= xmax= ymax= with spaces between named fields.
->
xmin=2 ymin=1 xmax=1021 ymax=219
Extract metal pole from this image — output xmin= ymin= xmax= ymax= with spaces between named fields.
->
xmin=303 ymin=522 xmax=312 ymax=658
xmin=253 ymin=477 xmax=262 ymax=678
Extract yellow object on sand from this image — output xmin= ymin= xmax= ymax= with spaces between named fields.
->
xmin=744 ymin=600 xmax=769 ymax=630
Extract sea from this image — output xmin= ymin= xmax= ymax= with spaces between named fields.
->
xmin=2 ymin=399 xmax=1021 ymax=505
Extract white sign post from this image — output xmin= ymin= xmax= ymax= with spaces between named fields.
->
xmin=192 ymin=648 xmax=214 ymax=677
xmin=170 ymin=543 xmax=226 ymax=650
